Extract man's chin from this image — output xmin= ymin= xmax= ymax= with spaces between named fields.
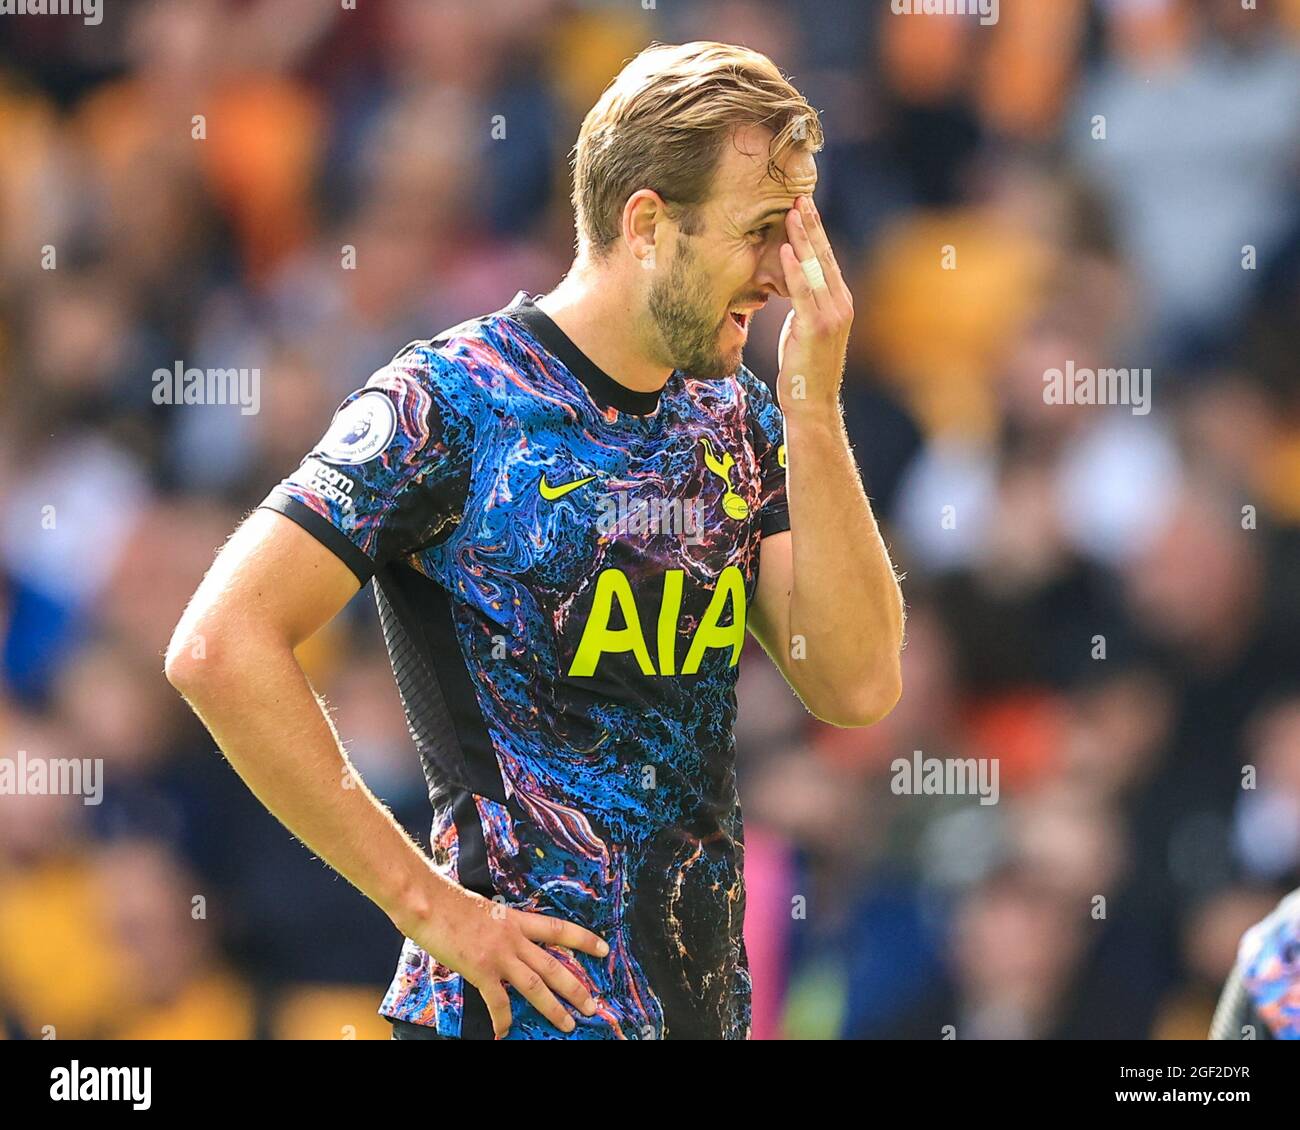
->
xmin=699 ymin=338 xmax=745 ymax=379
xmin=683 ymin=352 xmax=742 ymax=380
xmin=668 ymin=330 xmax=745 ymax=379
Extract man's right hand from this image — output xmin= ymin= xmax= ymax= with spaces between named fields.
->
xmin=397 ymin=881 xmax=610 ymax=1038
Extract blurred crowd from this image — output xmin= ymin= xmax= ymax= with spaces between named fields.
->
xmin=2 ymin=0 xmax=1300 ymax=1040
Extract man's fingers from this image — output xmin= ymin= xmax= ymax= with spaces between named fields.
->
xmin=784 ymin=208 xmax=828 ymax=311
xmin=799 ymin=197 xmax=852 ymax=310
xmin=520 ymin=943 xmax=599 ymax=1017
xmin=477 ymin=979 xmax=514 ymax=1040
xmin=517 ymin=910 xmax=609 ymax=959
xmin=505 ymin=958 xmax=576 ymax=1033
xmin=780 ymin=241 xmax=818 ymax=319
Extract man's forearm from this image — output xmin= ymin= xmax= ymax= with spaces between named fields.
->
xmin=766 ymin=194 xmax=903 ymax=724
xmin=784 ymin=401 xmax=904 ymax=718
xmin=168 ymin=635 xmax=446 ymax=932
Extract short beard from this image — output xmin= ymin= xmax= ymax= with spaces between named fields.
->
xmin=646 ymin=239 xmax=741 ymax=379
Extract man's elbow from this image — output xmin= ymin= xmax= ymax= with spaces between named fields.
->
xmin=164 ymin=625 xmax=209 ymax=699
xmin=166 ymin=609 xmax=295 ymax=705
xmin=809 ymin=665 xmax=902 ymax=729
xmin=164 ymin=615 xmax=236 ymax=703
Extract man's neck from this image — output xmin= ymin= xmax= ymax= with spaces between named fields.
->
xmin=535 ymin=264 xmax=671 ymax=394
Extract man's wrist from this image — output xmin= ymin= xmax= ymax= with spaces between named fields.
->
xmin=781 ymin=394 xmax=846 ymax=435
xmin=379 ymin=854 xmax=453 ymax=933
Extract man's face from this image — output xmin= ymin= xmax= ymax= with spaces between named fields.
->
xmin=646 ymin=124 xmax=818 ymax=379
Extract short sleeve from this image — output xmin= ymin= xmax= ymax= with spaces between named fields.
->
xmin=259 ymin=347 xmax=478 ymax=582
xmin=739 ymin=368 xmax=789 ymax=538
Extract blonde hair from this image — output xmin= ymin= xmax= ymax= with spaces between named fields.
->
xmin=572 ymin=41 xmax=823 ymax=256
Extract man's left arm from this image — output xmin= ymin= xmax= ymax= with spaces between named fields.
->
xmin=748 ymin=195 xmax=904 ymax=727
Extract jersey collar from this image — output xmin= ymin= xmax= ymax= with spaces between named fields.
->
xmin=507 ymin=291 xmax=664 ymax=417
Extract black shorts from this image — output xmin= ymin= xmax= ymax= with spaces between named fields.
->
xmin=387 ymin=1017 xmax=461 ymax=1040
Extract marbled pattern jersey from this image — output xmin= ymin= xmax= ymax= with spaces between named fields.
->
xmin=260 ymin=292 xmax=788 ymax=1039
xmin=1239 ymin=888 xmax=1300 ymax=1039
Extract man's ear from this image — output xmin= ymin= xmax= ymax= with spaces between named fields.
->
xmin=622 ymin=189 xmax=665 ymax=270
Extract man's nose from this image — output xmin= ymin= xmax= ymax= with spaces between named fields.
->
xmin=755 ymin=244 xmax=789 ymax=300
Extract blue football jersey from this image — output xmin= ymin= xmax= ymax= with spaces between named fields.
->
xmin=260 ymin=291 xmax=788 ymax=1039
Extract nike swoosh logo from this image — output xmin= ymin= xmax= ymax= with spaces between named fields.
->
xmin=538 ymin=473 xmax=596 ymax=501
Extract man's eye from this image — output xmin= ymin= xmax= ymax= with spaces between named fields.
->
xmin=747 ymin=225 xmax=773 ymax=243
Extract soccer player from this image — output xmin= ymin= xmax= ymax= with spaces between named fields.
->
xmin=165 ymin=41 xmax=905 ymax=1040
xmin=1210 ymin=887 xmax=1300 ymax=1040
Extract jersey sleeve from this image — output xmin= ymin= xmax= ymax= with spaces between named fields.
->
xmin=739 ymin=367 xmax=789 ymax=538
xmin=258 ymin=345 xmax=478 ymax=582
